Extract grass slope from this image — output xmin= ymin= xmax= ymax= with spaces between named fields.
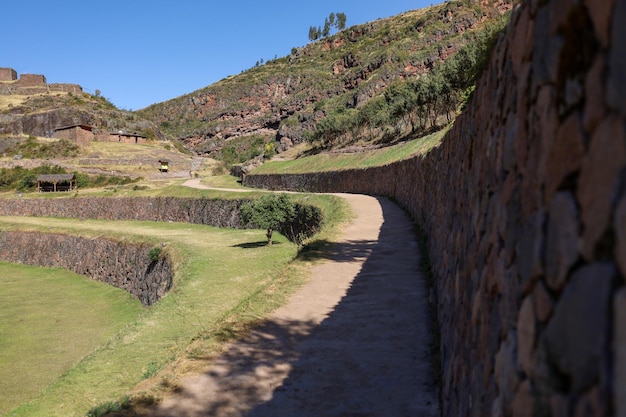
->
xmin=0 ymin=192 xmax=349 ymax=417
xmin=252 ymin=128 xmax=446 ymax=175
xmin=0 ymin=263 xmax=143 ymax=415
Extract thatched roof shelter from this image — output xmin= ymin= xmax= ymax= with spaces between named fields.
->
xmin=37 ymin=174 xmax=77 ymax=192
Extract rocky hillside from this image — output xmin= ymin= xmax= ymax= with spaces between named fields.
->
xmin=137 ymin=0 xmax=512 ymax=156
xmin=0 ymin=92 xmax=169 ymax=141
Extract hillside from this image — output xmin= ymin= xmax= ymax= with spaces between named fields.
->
xmin=137 ymin=0 xmax=512 ymax=159
xmin=0 ymin=92 xmax=168 ymax=142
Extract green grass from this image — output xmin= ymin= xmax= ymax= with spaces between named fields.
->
xmin=0 ymin=192 xmax=350 ymax=417
xmin=0 ymin=263 xmax=143 ymax=415
xmin=251 ymin=128 xmax=446 ymax=175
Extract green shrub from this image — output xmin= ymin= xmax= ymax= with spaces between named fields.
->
xmin=86 ymin=397 xmax=131 ymax=417
xmin=148 ymin=247 xmax=162 ymax=262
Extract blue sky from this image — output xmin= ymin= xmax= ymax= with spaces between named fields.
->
xmin=3 ymin=1 xmax=434 ymax=110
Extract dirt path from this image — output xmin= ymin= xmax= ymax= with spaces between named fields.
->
xmin=154 ymin=183 xmax=439 ymax=416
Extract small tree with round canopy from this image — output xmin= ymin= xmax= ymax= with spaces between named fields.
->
xmin=240 ymin=194 xmax=296 ymax=245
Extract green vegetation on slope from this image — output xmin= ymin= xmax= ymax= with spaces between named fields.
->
xmin=0 ymin=165 xmax=138 ymax=192
xmin=252 ymin=127 xmax=446 ymax=174
xmin=4 ymin=135 xmax=81 ymax=159
xmin=306 ymin=12 xmax=509 ymax=150
xmin=137 ymin=0 xmax=511 ymax=159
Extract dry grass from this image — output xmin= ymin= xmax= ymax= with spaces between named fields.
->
xmin=0 ymin=92 xmax=71 ymax=111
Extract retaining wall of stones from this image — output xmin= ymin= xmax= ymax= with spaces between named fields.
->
xmin=0 ymin=195 xmax=322 ymax=307
xmin=0 ymin=196 xmax=322 ymax=241
xmin=0 ymin=231 xmax=172 ymax=306
xmin=245 ymin=0 xmax=626 ymax=415
xmin=0 ymin=196 xmax=245 ymax=227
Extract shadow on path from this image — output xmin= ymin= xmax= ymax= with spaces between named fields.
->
xmin=120 ymin=195 xmax=439 ymax=417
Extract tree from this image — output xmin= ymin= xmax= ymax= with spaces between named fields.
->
xmin=309 ymin=26 xmax=321 ymax=41
xmin=308 ymin=12 xmax=347 ymax=40
xmin=240 ymin=194 xmax=296 ymax=245
xmin=335 ymin=12 xmax=347 ymax=30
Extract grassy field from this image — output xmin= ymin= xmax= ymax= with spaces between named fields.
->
xmin=0 ymin=192 xmax=349 ymax=417
xmin=250 ymin=127 xmax=447 ymax=175
xmin=0 ymin=263 xmax=143 ymax=415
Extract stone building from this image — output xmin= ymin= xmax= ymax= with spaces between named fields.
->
xmin=0 ymin=68 xmax=82 ymax=95
xmin=17 ymin=74 xmax=46 ymax=87
xmin=99 ymin=131 xmax=148 ymax=144
xmin=0 ymin=68 xmax=17 ymax=81
xmin=52 ymin=124 xmax=95 ymax=146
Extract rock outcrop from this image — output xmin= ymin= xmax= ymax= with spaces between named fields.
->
xmin=138 ymin=1 xmax=511 ymax=154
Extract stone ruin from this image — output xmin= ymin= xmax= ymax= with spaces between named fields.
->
xmin=0 ymin=67 xmax=83 ymax=95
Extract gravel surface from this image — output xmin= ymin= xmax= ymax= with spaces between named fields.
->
xmin=152 ymin=188 xmax=439 ymax=417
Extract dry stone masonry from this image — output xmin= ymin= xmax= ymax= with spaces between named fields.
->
xmin=0 ymin=231 xmax=172 ymax=306
xmin=0 ymin=196 xmax=322 ymax=242
xmin=0 ymin=197 xmax=322 ymax=306
xmin=0 ymin=67 xmax=83 ymax=95
xmin=244 ymin=0 xmax=625 ymax=415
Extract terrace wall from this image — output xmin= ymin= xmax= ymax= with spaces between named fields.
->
xmin=0 ymin=196 xmax=322 ymax=245
xmin=244 ymin=0 xmax=626 ymax=415
xmin=0 ymin=231 xmax=172 ymax=306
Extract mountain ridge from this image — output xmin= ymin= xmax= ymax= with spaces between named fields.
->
xmin=137 ymin=0 xmax=512 ymax=157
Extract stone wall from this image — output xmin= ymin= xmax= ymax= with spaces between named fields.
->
xmin=0 ymin=196 xmax=323 ymax=244
xmin=52 ymin=125 xmax=95 ymax=146
xmin=0 ymin=68 xmax=17 ymax=81
xmin=0 ymin=196 xmax=245 ymax=227
xmin=0 ymin=231 xmax=172 ymax=306
xmin=48 ymin=83 xmax=83 ymax=94
xmin=0 ymin=196 xmax=322 ymax=306
xmin=244 ymin=0 xmax=626 ymax=415
xmin=17 ymin=74 xmax=46 ymax=87
xmin=0 ymin=69 xmax=83 ymax=96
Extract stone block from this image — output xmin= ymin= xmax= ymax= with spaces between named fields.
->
xmin=583 ymin=54 xmax=607 ymax=135
xmin=546 ymin=192 xmax=580 ymax=291
xmin=533 ymin=280 xmax=553 ymax=323
xmin=608 ymin=0 xmax=626 ymax=117
xmin=577 ymin=114 xmax=626 ymax=259
xmin=550 ymin=394 xmax=571 ymax=417
xmin=615 ymin=197 xmax=626 ymax=279
xmin=614 ymin=289 xmax=626 ymax=416
xmin=512 ymin=379 xmax=534 ymax=417
xmin=510 ymin=6 xmax=533 ymax=79
xmin=543 ymin=263 xmax=616 ymax=392
xmin=545 ymin=112 xmax=585 ymax=202
xmin=495 ymin=332 xmax=520 ymax=409
xmin=516 ymin=210 xmax=545 ymax=293
xmin=584 ymin=0 xmax=614 ymax=47
xmin=517 ymin=295 xmax=536 ymax=377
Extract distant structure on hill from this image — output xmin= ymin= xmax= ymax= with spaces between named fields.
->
xmin=0 ymin=67 xmax=83 ymax=95
xmin=51 ymin=124 xmax=148 ymax=146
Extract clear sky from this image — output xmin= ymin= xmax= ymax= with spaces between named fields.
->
xmin=3 ymin=1 xmax=435 ymax=111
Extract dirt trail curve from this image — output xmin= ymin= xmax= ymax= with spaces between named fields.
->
xmin=155 ymin=180 xmax=439 ymax=416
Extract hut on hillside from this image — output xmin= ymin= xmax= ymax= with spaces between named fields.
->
xmin=37 ymin=174 xmax=77 ymax=192
xmin=105 ymin=131 xmax=148 ymax=144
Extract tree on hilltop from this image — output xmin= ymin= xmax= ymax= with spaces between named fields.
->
xmin=308 ymin=12 xmax=347 ymax=41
